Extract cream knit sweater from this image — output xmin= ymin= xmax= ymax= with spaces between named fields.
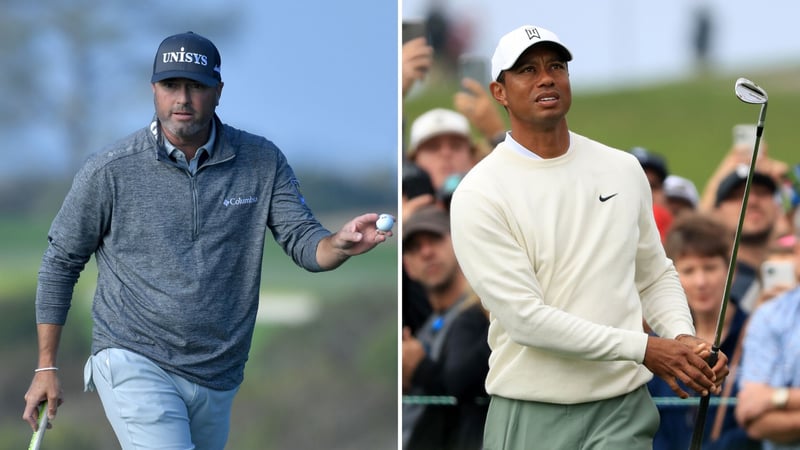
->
xmin=450 ymin=131 xmax=694 ymax=404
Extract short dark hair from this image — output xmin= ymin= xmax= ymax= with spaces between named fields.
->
xmin=664 ymin=212 xmax=732 ymax=262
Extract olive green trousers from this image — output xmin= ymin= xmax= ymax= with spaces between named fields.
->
xmin=483 ymin=385 xmax=659 ymax=450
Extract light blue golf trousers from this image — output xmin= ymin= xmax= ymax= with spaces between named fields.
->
xmin=84 ymin=348 xmax=238 ymax=450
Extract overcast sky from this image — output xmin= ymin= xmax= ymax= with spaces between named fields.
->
xmin=7 ymin=0 xmax=800 ymax=179
xmin=4 ymin=0 xmax=398 ymax=179
xmin=403 ymin=0 xmax=800 ymax=91
xmin=218 ymin=1 xmax=398 ymax=174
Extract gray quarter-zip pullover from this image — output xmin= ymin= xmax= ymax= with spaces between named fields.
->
xmin=36 ymin=116 xmax=331 ymax=390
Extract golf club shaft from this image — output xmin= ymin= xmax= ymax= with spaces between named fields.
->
xmin=689 ymin=350 xmax=719 ymax=449
xmin=28 ymin=401 xmax=48 ymax=450
xmin=688 ymin=105 xmax=766 ymax=450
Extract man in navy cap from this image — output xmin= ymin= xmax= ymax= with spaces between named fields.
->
xmin=22 ymin=31 xmax=392 ymax=449
xmin=630 ymin=146 xmax=669 ymax=206
xmin=713 ymin=164 xmax=780 ymax=313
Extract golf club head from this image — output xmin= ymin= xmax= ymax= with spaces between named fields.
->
xmin=734 ymin=78 xmax=768 ymax=104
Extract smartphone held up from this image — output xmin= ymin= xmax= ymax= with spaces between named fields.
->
xmin=732 ymin=123 xmax=760 ymax=158
xmin=761 ymin=260 xmax=797 ymax=292
xmin=458 ymin=54 xmax=490 ymax=91
xmin=402 ymin=20 xmax=427 ymax=44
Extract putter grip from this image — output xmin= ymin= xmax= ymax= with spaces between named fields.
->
xmin=688 ymin=349 xmax=719 ymax=450
xmin=28 ymin=401 xmax=48 ymax=450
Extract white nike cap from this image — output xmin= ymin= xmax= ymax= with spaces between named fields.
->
xmin=491 ymin=25 xmax=573 ymax=81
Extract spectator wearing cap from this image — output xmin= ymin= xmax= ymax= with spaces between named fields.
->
xmin=631 ymin=147 xmax=674 ymax=241
xmin=664 ymin=175 xmax=700 ymax=218
xmin=403 ymin=108 xmax=478 ymax=336
xmin=697 ymin=133 xmax=789 ymax=213
xmin=402 ymin=205 xmax=490 ymax=450
xmin=402 ymin=109 xmax=478 ymax=341
xmin=449 ymin=24 xmax=727 ymax=449
xmin=631 ymin=146 xmax=669 ymax=207
xmin=712 ymin=165 xmax=780 ymax=313
xmin=407 ymin=108 xmax=478 ymax=193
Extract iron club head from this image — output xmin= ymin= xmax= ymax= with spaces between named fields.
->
xmin=734 ymin=78 xmax=768 ymax=104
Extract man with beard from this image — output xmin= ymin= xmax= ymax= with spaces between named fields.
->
xmin=713 ymin=164 xmax=780 ymax=313
xmin=402 ymin=205 xmax=490 ymax=450
xmin=22 ymin=31 xmax=392 ymax=450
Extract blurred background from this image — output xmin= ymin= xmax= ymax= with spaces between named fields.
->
xmin=5 ymin=0 xmax=800 ymax=447
xmin=0 ymin=0 xmax=398 ymax=449
xmin=400 ymin=0 xmax=800 ymax=447
xmin=404 ymin=0 xmax=800 ymax=92
xmin=402 ymin=0 xmax=800 ymax=186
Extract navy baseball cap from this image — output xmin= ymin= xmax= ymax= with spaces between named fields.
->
xmin=151 ymin=32 xmax=222 ymax=87
xmin=630 ymin=146 xmax=668 ymax=184
xmin=715 ymin=164 xmax=777 ymax=206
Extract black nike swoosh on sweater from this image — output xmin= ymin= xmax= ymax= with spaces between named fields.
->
xmin=599 ymin=193 xmax=618 ymax=202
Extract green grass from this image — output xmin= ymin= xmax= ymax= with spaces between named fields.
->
xmin=405 ymin=65 xmax=800 ymax=194
xmin=0 ymin=218 xmax=50 ymax=297
xmin=0 ymin=210 xmax=398 ymax=449
xmin=0 ymin=211 xmax=398 ymax=302
xmin=261 ymin=236 xmax=397 ymax=296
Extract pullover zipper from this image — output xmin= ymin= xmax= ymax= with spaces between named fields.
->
xmin=189 ymin=153 xmax=235 ymax=241
xmin=190 ymin=175 xmax=199 ymax=240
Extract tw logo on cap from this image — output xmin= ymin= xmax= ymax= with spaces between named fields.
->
xmin=525 ymin=27 xmax=541 ymax=40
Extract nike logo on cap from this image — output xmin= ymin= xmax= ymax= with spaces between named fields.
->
xmin=599 ymin=193 xmax=618 ymax=202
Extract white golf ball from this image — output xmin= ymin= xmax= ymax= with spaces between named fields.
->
xmin=376 ymin=214 xmax=395 ymax=232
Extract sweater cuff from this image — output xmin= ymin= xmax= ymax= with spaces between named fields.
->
xmin=618 ymin=329 xmax=650 ymax=364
